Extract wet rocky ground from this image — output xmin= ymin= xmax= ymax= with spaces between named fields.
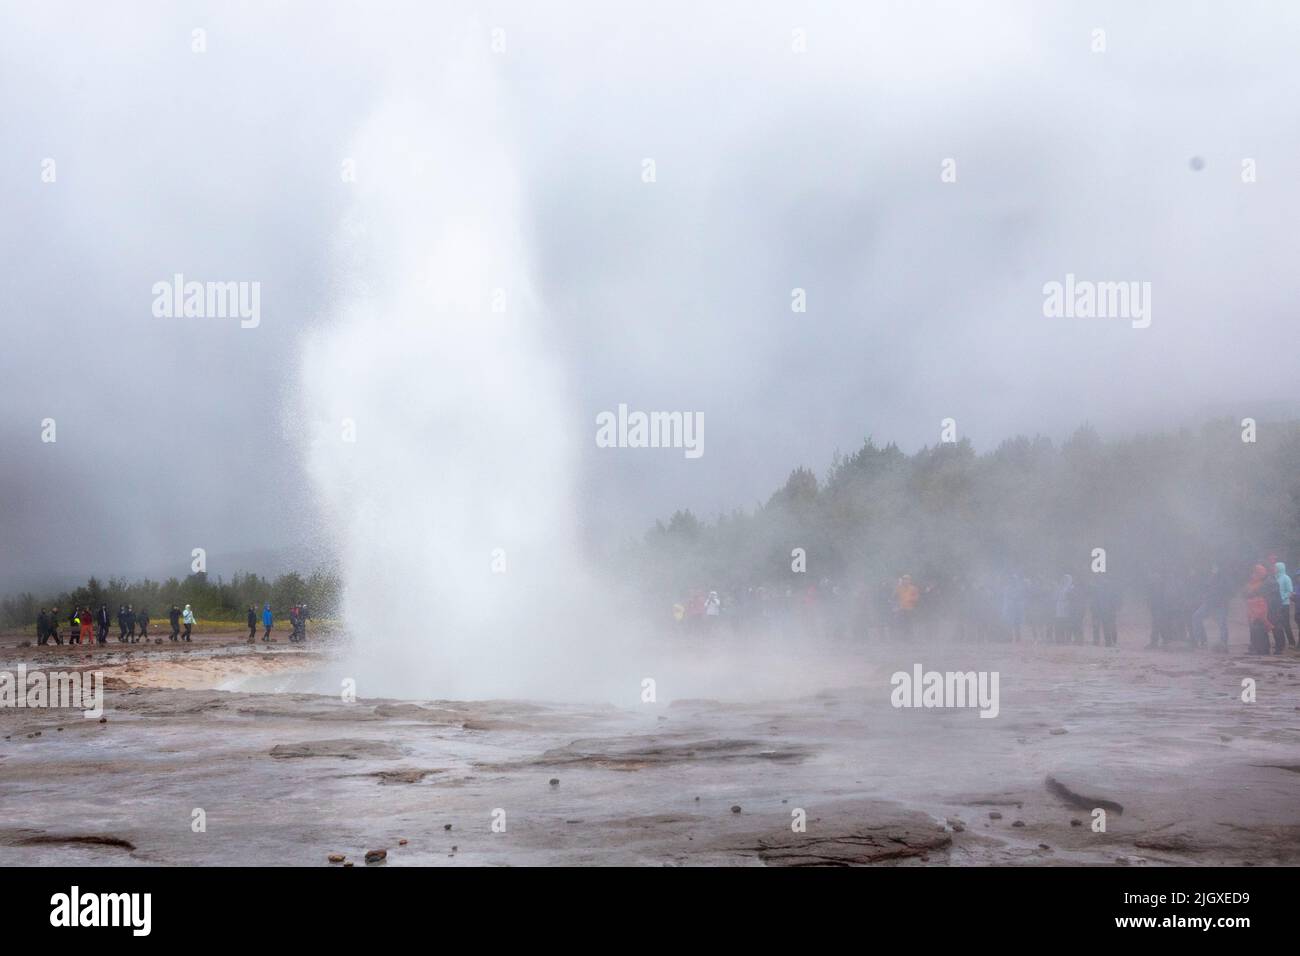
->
xmin=0 ymin=630 xmax=1296 ymax=866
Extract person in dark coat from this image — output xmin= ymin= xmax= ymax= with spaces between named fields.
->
xmin=48 ymin=607 xmax=61 ymax=645
xmin=246 ymin=605 xmax=257 ymax=643
xmin=137 ymin=607 xmax=150 ymax=641
xmin=1090 ymin=574 xmax=1120 ymax=646
xmin=1179 ymin=568 xmax=1202 ymax=644
xmin=117 ymin=605 xmax=128 ymax=642
xmin=1192 ymin=563 xmax=1232 ymax=648
xmin=36 ymin=608 xmax=49 ymax=646
xmin=1164 ymin=572 xmax=1188 ymax=645
xmin=1053 ymin=574 xmax=1076 ymax=643
xmin=125 ymin=605 xmax=137 ymax=643
xmin=169 ymin=605 xmax=181 ymax=642
xmin=1147 ymin=571 xmax=1183 ymax=647
xmin=96 ymin=604 xmax=110 ymax=644
xmin=1274 ymin=562 xmax=1295 ymax=648
xmin=1263 ymin=570 xmax=1286 ymax=654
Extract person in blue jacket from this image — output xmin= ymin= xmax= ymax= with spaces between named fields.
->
xmin=262 ymin=603 xmax=273 ymax=642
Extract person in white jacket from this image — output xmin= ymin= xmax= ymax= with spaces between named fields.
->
xmin=181 ymin=604 xmax=195 ymax=642
xmin=703 ymin=590 xmax=721 ymax=630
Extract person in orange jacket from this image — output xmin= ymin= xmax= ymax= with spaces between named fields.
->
xmin=894 ymin=574 xmax=920 ymax=640
xmin=1245 ymin=564 xmax=1275 ymax=655
xmin=77 ymin=607 xmax=93 ymax=646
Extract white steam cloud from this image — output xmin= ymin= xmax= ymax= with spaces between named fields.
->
xmin=299 ymin=43 xmax=593 ymax=699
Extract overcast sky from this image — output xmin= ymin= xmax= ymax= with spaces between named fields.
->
xmin=2 ymin=0 xmax=1298 ymax=591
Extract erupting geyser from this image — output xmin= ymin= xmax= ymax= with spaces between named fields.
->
xmin=297 ymin=49 xmax=592 ymax=700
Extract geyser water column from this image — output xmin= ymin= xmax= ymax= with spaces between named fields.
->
xmin=298 ymin=50 xmax=589 ymax=700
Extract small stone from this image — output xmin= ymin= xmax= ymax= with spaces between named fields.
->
xmin=98 ymin=717 xmax=107 ymax=724
xmin=398 ymin=839 xmax=407 ymax=846
xmin=443 ymin=824 xmax=452 ymax=831
xmin=730 ymin=805 xmax=742 ymax=814
xmin=451 ymin=846 xmax=457 ymax=852
xmin=1038 ymin=843 xmax=1051 ymax=850
xmin=1070 ymin=819 xmax=1082 ymax=827
xmin=328 ymin=854 xmax=345 ymax=863
xmin=549 ymin=778 xmax=559 ymax=787
xmin=947 ymin=818 xmax=965 ymax=833
xmin=1012 ymin=820 xmax=1025 ymax=828
xmin=343 ymin=861 xmax=353 ymax=867
xmin=364 ymin=849 xmax=387 ymax=864
xmin=988 ymin=811 xmax=1002 ymax=820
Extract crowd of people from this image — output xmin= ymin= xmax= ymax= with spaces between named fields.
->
xmin=31 ymin=601 xmax=310 ymax=646
xmin=671 ymin=556 xmax=1300 ymax=655
xmin=34 ymin=603 xmax=197 ymax=645
xmin=245 ymin=602 xmax=310 ymax=643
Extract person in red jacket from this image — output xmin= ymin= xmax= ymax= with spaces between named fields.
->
xmin=77 ymin=607 xmax=93 ymax=647
xmin=1245 ymin=564 xmax=1274 ymax=655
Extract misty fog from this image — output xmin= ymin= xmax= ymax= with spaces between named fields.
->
xmin=4 ymin=0 xmax=1299 ymax=597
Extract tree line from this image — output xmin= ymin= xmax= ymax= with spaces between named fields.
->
xmin=625 ymin=418 xmax=1300 ymax=603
